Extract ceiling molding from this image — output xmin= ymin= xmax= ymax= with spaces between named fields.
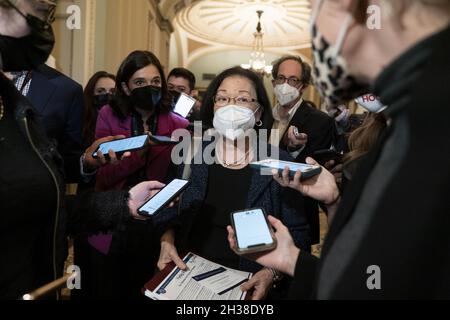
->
xmin=176 ymin=0 xmax=312 ymax=48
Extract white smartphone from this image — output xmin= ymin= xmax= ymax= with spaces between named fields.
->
xmin=138 ymin=179 xmax=190 ymax=217
xmin=173 ymin=93 xmax=196 ymax=118
xmin=250 ymin=159 xmax=322 ymax=180
xmin=92 ymin=134 xmax=149 ymax=158
xmin=231 ymin=208 xmax=277 ymax=255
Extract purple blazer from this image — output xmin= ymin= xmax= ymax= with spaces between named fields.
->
xmin=95 ymin=105 xmax=189 ymax=191
xmin=88 ymin=105 xmax=188 ymax=254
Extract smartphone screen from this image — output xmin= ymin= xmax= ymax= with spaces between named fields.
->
xmin=138 ymin=179 xmax=189 ymax=216
xmin=261 ymin=160 xmax=317 ymax=172
xmin=174 ymin=93 xmax=196 ymax=118
xmin=233 ymin=209 xmax=274 ymax=249
xmin=93 ymin=135 xmax=148 ymax=157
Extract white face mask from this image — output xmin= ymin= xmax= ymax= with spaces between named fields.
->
xmin=213 ymin=105 xmax=258 ymax=141
xmin=274 ymin=83 xmax=300 ymax=107
xmin=355 ymin=94 xmax=387 ymax=113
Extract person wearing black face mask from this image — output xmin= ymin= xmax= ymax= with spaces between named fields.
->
xmin=0 ymin=0 xmax=55 ymax=71
xmin=82 ymin=71 xmax=117 ymax=148
xmin=0 ymin=1 xmax=165 ymax=300
xmin=82 ymin=51 xmax=189 ymax=300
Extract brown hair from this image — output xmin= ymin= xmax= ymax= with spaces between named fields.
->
xmin=271 ymin=55 xmax=312 ymax=86
xmin=82 ymin=71 xmax=116 ymax=146
xmin=344 ymin=113 xmax=387 ymax=164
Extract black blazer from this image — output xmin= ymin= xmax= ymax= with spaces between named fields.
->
xmin=27 ymin=64 xmax=84 ymax=183
xmin=270 ymin=100 xmax=335 ymax=163
xmin=269 ymin=101 xmax=334 ymax=244
xmin=290 ymin=24 xmax=450 ymax=299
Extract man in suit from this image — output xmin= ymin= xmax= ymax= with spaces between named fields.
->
xmin=10 ymin=64 xmax=84 ymax=183
xmin=269 ymin=55 xmax=335 ymax=244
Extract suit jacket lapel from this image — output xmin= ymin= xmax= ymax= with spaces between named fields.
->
xmin=27 ymin=71 xmax=56 ymax=116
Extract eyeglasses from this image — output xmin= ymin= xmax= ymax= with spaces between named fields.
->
xmin=274 ymin=75 xmax=302 ymax=87
xmin=213 ymin=95 xmax=258 ymax=108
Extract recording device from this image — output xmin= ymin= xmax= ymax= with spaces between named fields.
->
xmin=148 ymin=135 xmax=180 ymax=145
xmin=173 ymin=93 xmax=196 ymax=118
xmin=92 ymin=135 xmax=149 ymax=158
xmin=313 ymin=149 xmax=343 ymax=166
xmin=250 ymin=159 xmax=322 ymax=180
xmin=231 ymin=208 xmax=277 ymax=255
xmin=138 ymin=179 xmax=190 ymax=217
xmin=293 ymin=126 xmax=307 ymax=140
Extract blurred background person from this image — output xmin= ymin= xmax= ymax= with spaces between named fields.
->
xmin=82 ymin=71 xmax=116 ymax=148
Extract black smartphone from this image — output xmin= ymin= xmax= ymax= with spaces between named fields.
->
xmin=92 ymin=134 xmax=149 ymax=158
xmin=250 ymin=159 xmax=322 ymax=180
xmin=231 ymin=208 xmax=277 ymax=255
xmin=138 ymin=179 xmax=190 ymax=217
xmin=148 ymin=135 xmax=180 ymax=145
xmin=313 ymin=149 xmax=343 ymax=165
xmin=174 ymin=93 xmax=196 ymax=118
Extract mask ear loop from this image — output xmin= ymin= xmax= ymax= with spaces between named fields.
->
xmin=310 ymin=0 xmax=324 ymax=31
xmin=332 ymin=14 xmax=354 ymax=58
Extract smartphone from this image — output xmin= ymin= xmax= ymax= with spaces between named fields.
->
xmin=173 ymin=93 xmax=196 ymax=118
xmin=92 ymin=134 xmax=149 ymax=158
xmin=231 ymin=208 xmax=277 ymax=255
xmin=293 ymin=126 xmax=301 ymax=138
xmin=138 ymin=179 xmax=190 ymax=217
xmin=148 ymin=135 xmax=179 ymax=145
xmin=250 ymin=159 xmax=322 ymax=180
xmin=313 ymin=149 xmax=343 ymax=166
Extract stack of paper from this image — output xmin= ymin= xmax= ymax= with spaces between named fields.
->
xmin=143 ymin=253 xmax=252 ymax=300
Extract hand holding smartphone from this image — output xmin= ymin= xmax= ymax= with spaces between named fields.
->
xmin=250 ymin=159 xmax=322 ymax=180
xmin=231 ymin=208 xmax=277 ymax=255
xmin=138 ymin=179 xmax=190 ymax=217
xmin=173 ymin=93 xmax=196 ymax=118
xmin=92 ymin=134 xmax=149 ymax=158
xmin=148 ymin=135 xmax=180 ymax=145
xmin=313 ymin=149 xmax=343 ymax=166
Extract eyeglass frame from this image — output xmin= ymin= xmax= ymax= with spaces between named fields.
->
xmin=213 ymin=95 xmax=259 ymax=108
xmin=273 ymin=75 xmax=303 ymax=88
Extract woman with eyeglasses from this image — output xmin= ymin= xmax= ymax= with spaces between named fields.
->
xmin=156 ymin=67 xmax=311 ymax=300
xmin=82 ymin=51 xmax=189 ymax=299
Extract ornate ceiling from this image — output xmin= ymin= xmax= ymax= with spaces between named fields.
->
xmin=174 ymin=0 xmax=312 ymax=48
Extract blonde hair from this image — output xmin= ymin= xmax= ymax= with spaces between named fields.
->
xmin=344 ymin=113 xmax=387 ymax=164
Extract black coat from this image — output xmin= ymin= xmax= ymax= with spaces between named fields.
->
xmin=0 ymin=73 xmax=130 ymax=299
xmin=27 ymin=64 xmax=85 ymax=183
xmin=269 ymin=101 xmax=335 ymax=244
xmin=290 ymin=24 xmax=450 ymax=299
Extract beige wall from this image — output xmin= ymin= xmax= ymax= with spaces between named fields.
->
xmin=52 ymin=0 xmax=173 ymax=87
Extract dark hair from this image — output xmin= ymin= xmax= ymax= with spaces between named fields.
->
xmin=201 ymin=66 xmax=273 ymax=133
xmin=111 ymin=50 xmax=172 ymax=119
xmin=271 ymin=55 xmax=312 ymax=86
xmin=168 ymin=67 xmax=196 ymax=92
xmin=82 ymin=71 xmax=116 ymax=146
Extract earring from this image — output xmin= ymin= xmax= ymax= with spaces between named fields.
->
xmin=256 ymin=120 xmax=263 ymax=127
